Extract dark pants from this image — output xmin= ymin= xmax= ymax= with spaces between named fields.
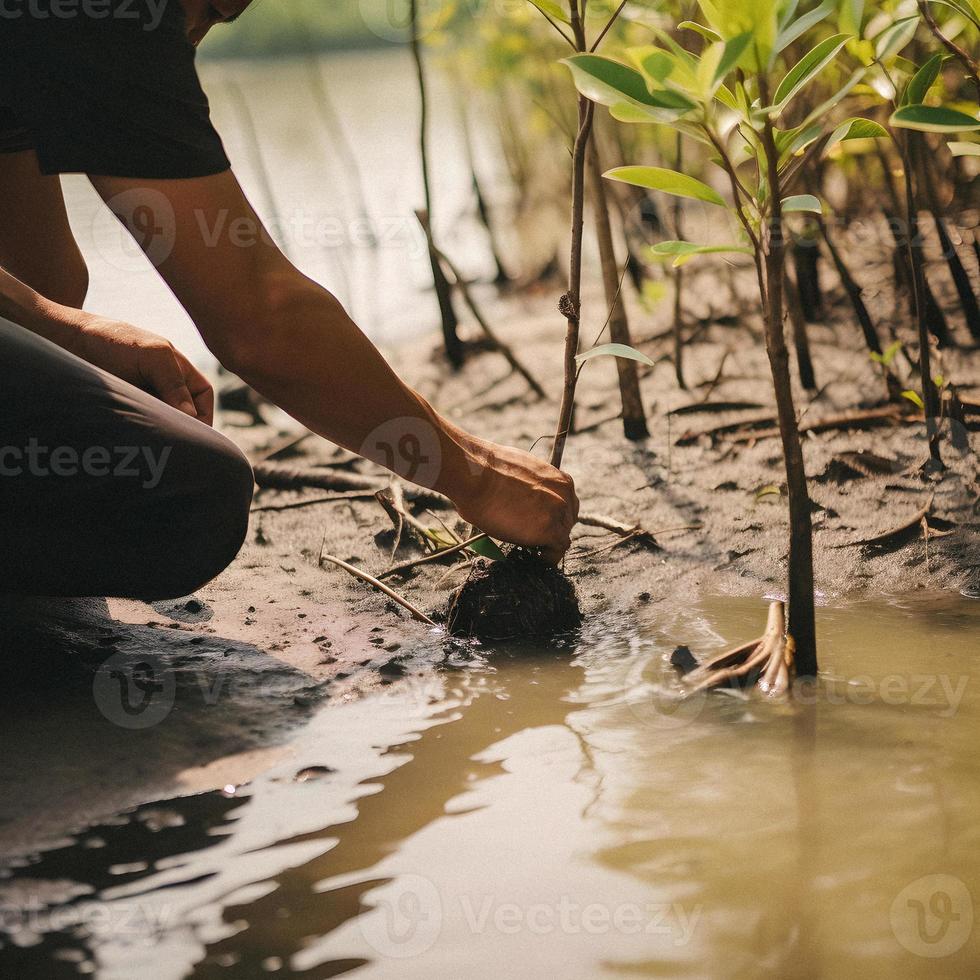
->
xmin=0 ymin=318 xmax=253 ymax=599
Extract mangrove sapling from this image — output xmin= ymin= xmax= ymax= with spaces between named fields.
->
xmin=884 ymin=44 xmax=980 ymax=458
xmin=447 ymin=0 xmax=647 ymax=642
xmin=408 ymin=0 xmax=464 ymax=368
xmin=561 ymin=0 xmax=905 ymax=675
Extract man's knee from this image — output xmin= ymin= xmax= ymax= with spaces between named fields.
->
xmin=156 ymin=436 xmax=254 ymax=598
xmin=188 ymin=440 xmax=254 ymax=587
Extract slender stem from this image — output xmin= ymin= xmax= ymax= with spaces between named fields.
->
xmin=409 ymin=0 xmax=462 ymax=366
xmin=759 ymin=78 xmax=817 ymax=675
xmin=586 ymin=136 xmax=649 ymax=438
xmin=550 ymin=0 xmax=596 ymax=468
xmin=898 ymin=130 xmax=942 ymax=460
xmin=918 ymin=0 xmax=980 ymax=103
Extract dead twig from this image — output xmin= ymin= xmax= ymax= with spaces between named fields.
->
xmin=379 ymin=533 xmax=490 ymax=580
xmin=251 ymin=490 xmax=376 ymax=513
xmin=832 ymin=493 xmax=936 ymax=549
xmin=676 ymin=405 xmax=917 ymax=446
xmin=318 ymin=550 xmax=436 ymax=626
xmin=577 ymin=512 xmax=662 ymax=548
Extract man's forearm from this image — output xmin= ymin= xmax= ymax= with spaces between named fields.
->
xmin=202 ymin=272 xmax=485 ymax=505
xmin=0 ymin=265 xmax=82 ymax=350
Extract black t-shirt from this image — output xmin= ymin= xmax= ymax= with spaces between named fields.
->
xmin=0 ymin=0 xmax=230 ymax=178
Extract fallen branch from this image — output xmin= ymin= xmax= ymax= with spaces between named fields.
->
xmin=676 ymin=405 xmax=916 ymax=446
xmin=832 ymin=493 xmax=935 ymax=550
xmin=318 ymin=549 xmax=436 ymax=626
xmin=254 ymin=462 xmax=450 ymax=508
xmin=251 ymin=491 xmax=376 ymax=513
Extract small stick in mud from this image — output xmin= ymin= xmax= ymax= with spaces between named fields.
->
xmin=318 ymin=547 xmax=437 ymax=627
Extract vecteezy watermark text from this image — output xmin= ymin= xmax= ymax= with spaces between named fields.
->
xmin=0 ymin=0 xmax=168 ymax=31
xmin=0 ymin=440 xmax=171 ymax=489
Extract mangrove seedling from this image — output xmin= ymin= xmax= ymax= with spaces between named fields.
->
xmin=561 ymin=0 xmax=898 ymax=675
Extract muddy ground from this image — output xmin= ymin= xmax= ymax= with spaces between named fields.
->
xmin=1 ymin=241 xmax=977 ymax=858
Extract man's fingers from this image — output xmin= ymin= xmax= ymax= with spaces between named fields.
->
xmin=175 ymin=349 xmax=215 ymax=425
xmin=141 ymin=345 xmax=200 ymax=419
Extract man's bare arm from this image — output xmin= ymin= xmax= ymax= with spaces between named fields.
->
xmin=90 ymin=170 xmax=578 ymax=561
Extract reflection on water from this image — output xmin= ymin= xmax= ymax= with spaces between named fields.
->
xmin=2 ymin=595 xmax=980 ymax=978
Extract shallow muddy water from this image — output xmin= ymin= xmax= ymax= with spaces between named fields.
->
xmin=2 ymin=594 xmax=979 ymax=978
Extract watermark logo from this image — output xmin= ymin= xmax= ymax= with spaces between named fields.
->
xmin=891 ymin=874 xmax=973 ymax=958
xmin=358 ymin=874 xmax=443 ymax=959
xmin=360 ymin=418 xmax=443 ymax=489
xmin=93 ymin=652 xmax=176 ymax=730
xmin=94 ymin=187 xmax=176 ymax=272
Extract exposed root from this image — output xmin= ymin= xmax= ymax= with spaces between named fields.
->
xmin=675 ymin=601 xmax=795 ymax=695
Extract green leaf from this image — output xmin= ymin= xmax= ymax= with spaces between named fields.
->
xmin=949 ymin=141 xmax=980 ymax=156
xmin=838 ymin=0 xmax=864 ymax=36
xmin=775 ymin=0 xmax=836 ymax=54
xmin=649 ymin=240 xmax=753 ymax=266
xmin=902 ymin=390 xmax=925 ymax=410
xmin=824 ymin=116 xmax=889 ymax=154
xmin=871 ymin=340 xmax=903 ymax=367
xmin=678 ymin=20 xmax=722 ymax=42
xmin=927 ymin=0 xmax=980 ymax=30
xmin=890 ymin=104 xmax=980 ymax=133
xmin=562 ymin=55 xmax=697 ymax=117
xmin=469 ymin=536 xmax=507 ymax=560
xmin=773 ymin=33 xmax=851 ymax=110
xmin=714 ymin=32 xmax=753 ymax=84
xmin=527 ymin=0 xmax=569 ymax=24
xmin=781 ymin=194 xmax=822 ymax=213
xmin=604 ymin=166 xmax=727 ymax=206
xmin=902 ymin=54 xmax=943 ymax=107
xmin=575 ymin=343 xmax=655 ymax=368
xmin=874 ymin=16 xmax=919 ymax=61
xmin=696 ymin=0 xmax=778 ymax=70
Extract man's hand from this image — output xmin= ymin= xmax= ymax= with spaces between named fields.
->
xmin=452 ymin=440 xmax=579 ymax=566
xmin=72 ymin=316 xmax=214 ymax=425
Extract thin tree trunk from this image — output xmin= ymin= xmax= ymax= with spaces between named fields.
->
xmin=899 ymin=131 xmax=943 ymax=462
xmin=458 ymin=96 xmax=511 ymax=287
xmin=409 ymin=0 xmax=463 ymax=368
xmin=586 ymin=139 xmax=649 ymax=440
xmin=784 ymin=272 xmax=818 ymax=392
xmin=918 ymin=146 xmax=980 ymax=340
xmin=760 ymin=85 xmax=817 ymax=676
xmin=550 ymin=3 xmax=596 ymax=469
xmin=671 ymin=132 xmax=687 ymax=389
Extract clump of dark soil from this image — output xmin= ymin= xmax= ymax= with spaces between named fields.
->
xmin=446 ymin=549 xmax=582 ymax=641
